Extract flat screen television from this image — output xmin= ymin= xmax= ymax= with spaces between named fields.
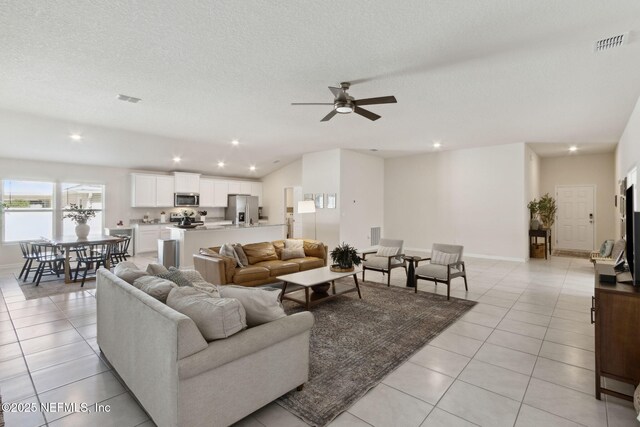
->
xmin=625 ymin=185 xmax=640 ymax=285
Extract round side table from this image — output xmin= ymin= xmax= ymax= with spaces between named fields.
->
xmin=403 ymin=256 xmax=422 ymax=288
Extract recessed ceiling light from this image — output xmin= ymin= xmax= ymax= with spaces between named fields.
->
xmin=69 ymin=133 xmax=82 ymax=141
xmin=217 ymin=161 xmax=225 ymax=168
xmin=249 ymin=165 xmax=256 ymax=171
xmin=370 ymin=149 xmax=378 ymax=152
xmin=273 ymin=160 xmax=280 ymax=164
xmin=433 ymin=141 xmax=441 ymax=148
xmin=569 ymin=145 xmax=578 ymax=152
xmin=173 ymin=156 xmax=181 ymax=162
xmin=231 ymin=139 xmax=239 ymax=146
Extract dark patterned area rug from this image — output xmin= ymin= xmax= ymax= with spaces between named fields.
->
xmin=278 ymin=278 xmax=476 ymax=426
xmin=0 ymin=394 xmax=4 ymax=427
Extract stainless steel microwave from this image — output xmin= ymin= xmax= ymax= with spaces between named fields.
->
xmin=174 ymin=193 xmax=199 ymax=207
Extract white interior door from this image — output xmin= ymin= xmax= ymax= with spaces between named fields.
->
xmin=556 ymin=185 xmax=595 ymax=251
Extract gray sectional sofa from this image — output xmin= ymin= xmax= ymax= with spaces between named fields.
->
xmin=96 ymin=268 xmax=314 ymax=427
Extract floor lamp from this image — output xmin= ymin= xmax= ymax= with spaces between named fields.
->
xmin=297 ymin=200 xmax=317 ymax=239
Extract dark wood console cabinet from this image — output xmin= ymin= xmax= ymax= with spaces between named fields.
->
xmin=593 ymin=264 xmax=640 ymax=401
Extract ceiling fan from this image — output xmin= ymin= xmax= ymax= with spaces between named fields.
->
xmin=292 ymin=82 xmax=397 ymax=122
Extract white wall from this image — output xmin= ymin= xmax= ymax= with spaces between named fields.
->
xmin=617 ymin=96 xmax=640 ymax=204
xmin=384 ymin=143 xmax=528 ymax=261
xmin=525 ymin=145 xmax=541 ymax=204
xmin=539 ymin=152 xmax=616 ymax=247
xmin=260 ymin=159 xmax=302 ymax=225
xmin=339 ymin=150 xmax=384 ymax=251
xmin=302 ymin=150 xmax=341 ymax=247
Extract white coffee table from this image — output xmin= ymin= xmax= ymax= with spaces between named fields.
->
xmin=276 ymin=266 xmax=363 ymax=310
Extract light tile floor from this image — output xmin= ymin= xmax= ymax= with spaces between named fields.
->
xmin=0 ymin=254 xmax=638 ymax=426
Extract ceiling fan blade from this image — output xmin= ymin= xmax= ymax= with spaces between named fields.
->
xmin=328 ymin=86 xmax=343 ymax=98
xmin=291 ymin=102 xmax=334 ymax=105
xmin=354 ymin=96 xmax=397 ymax=106
xmin=354 ymin=106 xmax=381 ymax=121
xmin=321 ymin=110 xmax=337 ymax=122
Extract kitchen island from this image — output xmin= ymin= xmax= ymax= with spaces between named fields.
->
xmin=169 ymin=224 xmax=287 ymax=268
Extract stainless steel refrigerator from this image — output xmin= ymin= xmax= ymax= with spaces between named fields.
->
xmin=225 ymin=195 xmax=259 ymax=225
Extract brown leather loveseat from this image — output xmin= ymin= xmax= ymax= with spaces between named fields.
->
xmin=193 ymin=239 xmax=328 ymax=286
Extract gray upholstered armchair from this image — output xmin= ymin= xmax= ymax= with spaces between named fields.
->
xmin=362 ymin=238 xmax=407 ymax=286
xmin=415 ymin=243 xmax=468 ymax=299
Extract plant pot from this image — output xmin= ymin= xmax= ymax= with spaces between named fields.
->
xmin=200 ymin=215 xmax=206 ymax=222
xmin=330 ymin=264 xmax=354 ymax=272
xmin=75 ymin=223 xmax=90 ymax=239
xmin=530 ymin=219 xmax=540 ymax=230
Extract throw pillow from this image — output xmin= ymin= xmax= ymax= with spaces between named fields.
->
xmin=157 ymin=267 xmax=193 ymax=287
xmin=242 ymin=242 xmax=278 ymax=264
xmin=431 ymin=250 xmax=459 ymax=266
xmin=166 ymin=287 xmax=246 ymax=340
xmin=133 ymin=276 xmax=177 ymax=302
xmin=114 ymin=261 xmax=148 ymax=285
xmin=146 ymin=263 xmax=169 ymax=275
xmin=376 ymin=246 xmax=400 ymax=257
xmin=180 ymin=269 xmax=221 ymax=297
xmin=285 ymin=239 xmax=304 ymax=249
xmin=199 ymin=247 xmax=219 ymax=257
xmin=220 ymin=243 xmax=243 ymax=267
xmin=218 ymin=285 xmax=286 ymax=327
xmin=233 ymin=243 xmax=249 ymax=267
xmin=281 ymin=247 xmax=306 ymax=260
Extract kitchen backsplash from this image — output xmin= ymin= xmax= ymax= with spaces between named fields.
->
xmin=127 ymin=207 xmax=225 ymax=224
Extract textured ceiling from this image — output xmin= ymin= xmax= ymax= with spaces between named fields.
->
xmin=1 ymin=1 xmax=640 ymax=177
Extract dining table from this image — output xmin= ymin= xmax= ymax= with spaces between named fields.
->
xmin=44 ymin=234 xmax=123 ymax=284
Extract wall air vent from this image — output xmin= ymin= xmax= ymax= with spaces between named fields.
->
xmin=594 ymin=33 xmax=628 ymax=52
xmin=117 ymin=94 xmax=142 ymax=103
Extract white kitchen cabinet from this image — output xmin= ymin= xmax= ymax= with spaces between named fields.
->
xmin=227 ymin=181 xmax=242 ymax=195
xmin=251 ymin=182 xmax=263 ymax=206
xmin=174 ymin=172 xmax=200 ymax=194
xmin=213 ymin=180 xmax=229 ymax=207
xmin=156 ymin=176 xmax=175 ymax=207
xmin=199 ymin=178 xmax=216 ymax=207
xmin=160 ymin=228 xmax=172 ymax=240
xmin=239 ymin=182 xmax=252 ymax=195
xmin=131 ymin=174 xmax=157 ymax=207
xmin=136 ymin=225 xmax=160 ymax=253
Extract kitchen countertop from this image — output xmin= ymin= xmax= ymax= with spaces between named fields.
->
xmin=171 ymin=223 xmax=283 ymax=232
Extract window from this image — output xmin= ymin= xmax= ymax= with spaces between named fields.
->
xmin=60 ymin=183 xmax=104 ymax=236
xmin=1 ymin=180 xmax=106 ymax=243
xmin=2 ymin=180 xmax=55 ymax=241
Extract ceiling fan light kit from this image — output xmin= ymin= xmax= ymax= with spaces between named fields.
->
xmin=292 ymin=81 xmax=397 ymax=122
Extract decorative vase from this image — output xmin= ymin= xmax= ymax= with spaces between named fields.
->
xmin=200 ymin=215 xmax=206 ymax=222
xmin=311 ymin=283 xmax=331 ymax=293
xmin=530 ymin=219 xmax=540 ymax=230
xmin=160 ymin=214 xmax=166 ymax=223
xmin=75 ymin=223 xmax=90 ymax=239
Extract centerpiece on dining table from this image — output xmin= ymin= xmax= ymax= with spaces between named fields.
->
xmin=64 ymin=203 xmax=97 ymax=239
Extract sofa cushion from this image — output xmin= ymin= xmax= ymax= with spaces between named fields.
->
xmin=166 ymin=287 xmax=246 ymax=340
xmin=133 ymin=276 xmax=177 ymax=302
xmin=199 ymin=248 xmax=236 ymax=283
xmin=253 ymin=260 xmax=299 ymax=277
xmin=114 ymin=261 xmax=148 ymax=284
xmin=303 ymin=240 xmax=325 ymax=259
xmin=218 ymin=285 xmax=286 ymax=326
xmin=233 ymin=243 xmax=249 ymax=267
xmin=242 ymin=242 xmax=278 ymax=264
xmin=146 ymin=263 xmax=169 ymax=275
xmin=285 ymin=239 xmax=304 ymax=249
xmin=287 ymin=257 xmax=325 ymax=271
xmin=157 ymin=267 xmax=193 ymax=287
xmin=220 ymin=243 xmax=243 ymax=267
xmin=281 ymin=247 xmax=306 ymax=261
xmin=416 ymin=263 xmax=461 ymax=280
xmin=272 ymin=240 xmax=285 ymax=258
xmin=233 ymin=266 xmax=271 ymax=284
xmin=363 ymin=255 xmax=403 ymax=269
xmin=180 ymin=269 xmax=221 ymax=297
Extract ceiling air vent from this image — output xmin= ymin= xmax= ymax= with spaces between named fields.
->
xmin=117 ymin=94 xmax=142 ymax=103
xmin=594 ymin=33 xmax=628 ymax=52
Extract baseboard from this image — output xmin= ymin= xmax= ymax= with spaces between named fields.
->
xmin=403 ymin=247 xmax=526 ymax=263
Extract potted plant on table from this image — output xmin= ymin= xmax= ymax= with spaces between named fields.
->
xmin=537 ymin=193 xmax=558 ymax=229
xmin=330 ymin=242 xmax=362 ymax=272
xmin=198 ymin=210 xmax=208 ymax=222
xmin=180 ymin=210 xmax=195 ymax=226
xmin=527 ymin=199 xmax=540 ymax=230
xmin=64 ymin=203 xmax=96 ymax=239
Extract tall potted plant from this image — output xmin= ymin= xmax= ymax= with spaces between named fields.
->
xmin=527 ymin=199 xmax=540 ymax=230
xmin=64 ymin=203 xmax=96 ymax=239
xmin=537 ymin=193 xmax=558 ymax=229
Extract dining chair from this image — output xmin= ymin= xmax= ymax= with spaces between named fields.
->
xmin=415 ymin=243 xmax=468 ymax=299
xmin=74 ymin=242 xmax=114 ymax=286
xmin=18 ymin=240 xmax=41 ymax=281
xmin=31 ymin=243 xmax=65 ymax=286
xmin=109 ymin=236 xmax=131 ymax=266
